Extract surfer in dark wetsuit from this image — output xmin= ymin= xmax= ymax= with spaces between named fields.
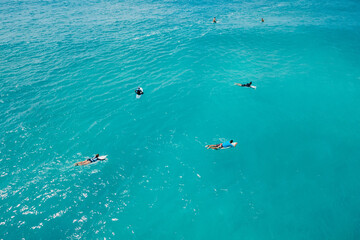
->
xmin=235 ymin=81 xmax=252 ymax=87
xmin=135 ymin=87 xmax=144 ymax=96
xmin=213 ymin=17 xmax=217 ymax=23
xmin=74 ymin=154 xmax=100 ymax=166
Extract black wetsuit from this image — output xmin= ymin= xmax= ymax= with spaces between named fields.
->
xmin=242 ymin=82 xmax=252 ymax=87
xmin=135 ymin=89 xmax=143 ymax=95
xmin=87 ymin=157 xmax=98 ymax=163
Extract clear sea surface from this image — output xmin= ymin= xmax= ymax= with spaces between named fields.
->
xmin=1 ymin=0 xmax=360 ymax=239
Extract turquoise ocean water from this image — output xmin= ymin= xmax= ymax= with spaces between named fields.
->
xmin=1 ymin=0 xmax=360 ymax=239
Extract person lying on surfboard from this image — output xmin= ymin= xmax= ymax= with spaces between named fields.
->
xmin=74 ymin=154 xmax=106 ymax=166
xmin=235 ymin=81 xmax=252 ymax=87
xmin=135 ymin=87 xmax=144 ymax=96
xmin=206 ymin=140 xmax=237 ymax=150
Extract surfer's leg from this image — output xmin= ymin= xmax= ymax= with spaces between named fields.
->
xmin=208 ymin=144 xmax=222 ymax=149
xmin=75 ymin=160 xmax=91 ymax=166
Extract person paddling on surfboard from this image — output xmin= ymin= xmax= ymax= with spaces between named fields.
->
xmin=135 ymin=87 xmax=144 ymax=96
xmin=235 ymin=81 xmax=252 ymax=87
xmin=74 ymin=154 xmax=105 ymax=166
xmin=206 ymin=140 xmax=237 ymax=150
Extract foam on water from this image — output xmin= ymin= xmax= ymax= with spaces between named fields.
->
xmin=1 ymin=0 xmax=360 ymax=239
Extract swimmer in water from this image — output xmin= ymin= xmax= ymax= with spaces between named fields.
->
xmin=262 ymin=18 xmax=264 ymax=22
xmin=235 ymin=81 xmax=252 ymax=87
xmin=74 ymin=154 xmax=101 ymax=166
xmin=213 ymin=17 xmax=217 ymax=23
xmin=135 ymin=87 xmax=144 ymax=96
xmin=206 ymin=140 xmax=237 ymax=150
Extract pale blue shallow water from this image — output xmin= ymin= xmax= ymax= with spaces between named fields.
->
xmin=1 ymin=0 xmax=360 ymax=239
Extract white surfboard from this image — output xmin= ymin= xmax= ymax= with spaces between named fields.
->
xmin=250 ymin=86 xmax=256 ymax=89
xmin=97 ymin=155 xmax=107 ymax=160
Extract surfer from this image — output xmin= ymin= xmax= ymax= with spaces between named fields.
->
xmin=213 ymin=17 xmax=216 ymax=23
xmin=235 ymin=82 xmax=253 ymax=87
xmin=74 ymin=154 xmax=101 ymax=166
xmin=262 ymin=18 xmax=264 ymax=22
xmin=206 ymin=140 xmax=237 ymax=150
xmin=135 ymin=87 xmax=144 ymax=96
